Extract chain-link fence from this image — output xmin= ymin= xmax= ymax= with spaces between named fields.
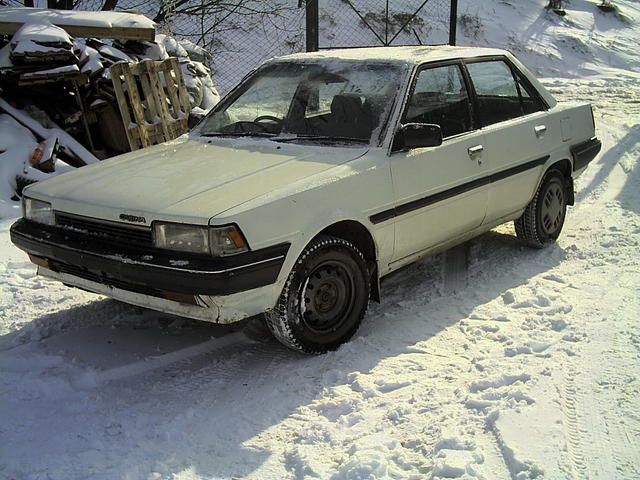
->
xmin=318 ymin=0 xmax=454 ymax=49
xmin=3 ymin=0 xmax=454 ymax=93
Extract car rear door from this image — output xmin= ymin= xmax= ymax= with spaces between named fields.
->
xmin=384 ymin=62 xmax=488 ymax=265
xmin=464 ymin=58 xmax=553 ymax=223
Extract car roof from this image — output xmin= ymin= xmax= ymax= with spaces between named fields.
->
xmin=269 ymin=45 xmax=557 ymax=109
xmin=273 ymin=45 xmax=509 ymax=65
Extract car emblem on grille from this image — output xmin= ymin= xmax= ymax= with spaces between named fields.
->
xmin=119 ymin=214 xmax=146 ymax=224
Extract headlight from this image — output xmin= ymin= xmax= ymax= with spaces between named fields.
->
xmin=23 ymin=197 xmax=55 ymax=226
xmin=153 ymin=222 xmax=249 ymax=256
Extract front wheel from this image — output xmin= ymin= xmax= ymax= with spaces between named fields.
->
xmin=515 ymin=169 xmax=568 ymax=248
xmin=265 ymin=235 xmax=370 ymax=354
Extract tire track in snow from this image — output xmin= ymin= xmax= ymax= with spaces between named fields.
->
xmin=606 ymin=330 xmax=640 ymax=478
xmin=561 ymin=362 xmax=587 ymax=478
xmin=117 ymin=334 xmax=297 ymax=401
xmin=558 ymin=211 xmax=639 ymax=479
xmin=89 ymin=331 xmax=252 ymax=387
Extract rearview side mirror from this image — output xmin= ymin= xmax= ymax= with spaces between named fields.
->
xmin=393 ymin=123 xmax=443 ymax=151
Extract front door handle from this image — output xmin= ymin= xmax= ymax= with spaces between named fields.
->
xmin=468 ymin=145 xmax=484 ymax=157
xmin=534 ymin=125 xmax=547 ymax=137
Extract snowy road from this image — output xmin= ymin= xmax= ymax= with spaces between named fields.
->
xmin=1 ymin=79 xmax=639 ymax=479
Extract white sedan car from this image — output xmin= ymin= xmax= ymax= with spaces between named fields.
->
xmin=11 ymin=46 xmax=601 ymax=353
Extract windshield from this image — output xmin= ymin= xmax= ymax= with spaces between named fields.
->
xmin=198 ymin=61 xmax=406 ymax=145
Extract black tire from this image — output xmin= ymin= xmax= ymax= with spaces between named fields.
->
xmin=265 ymin=235 xmax=370 ymax=354
xmin=515 ymin=169 xmax=568 ymax=248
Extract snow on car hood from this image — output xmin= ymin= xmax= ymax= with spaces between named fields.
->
xmin=25 ymin=136 xmax=368 ymax=224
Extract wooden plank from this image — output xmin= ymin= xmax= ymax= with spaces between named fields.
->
xmin=138 ymin=67 xmax=159 ymax=124
xmin=0 ymin=21 xmax=154 ymax=41
xmin=146 ymin=60 xmax=173 ymax=142
xmin=158 ymin=61 xmax=181 ymax=119
xmin=109 ymin=63 xmax=138 ymax=151
xmin=169 ymin=58 xmax=192 ymax=115
xmin=18 ymin=69 xmax=83 ymax=86
xmin=139 ymin=60 xmax=171 ymax=142
xmin=120 ymin=63 xmax=150 ymax=149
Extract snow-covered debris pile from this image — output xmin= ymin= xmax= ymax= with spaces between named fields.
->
xmin=0 ymin=7 xmax=155 ymax=36
xmin=0 ymin=20 xmax=220 ymax=119
xmin=156 ymin=35 xmax=220 ymax=116
xmin=0 ymin=113 xmax=78 ymax=218
xmin=0 ymin=10 xmax=220 ymax=217
xmin=9 ymin=21 xmax=75 ymax=65
xmin=0 ymin=115 xmax=38 ymax=216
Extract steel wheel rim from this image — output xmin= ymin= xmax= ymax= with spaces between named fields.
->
xmin=300 ymin=261 xmax=356 ymax=335
xmin=541 ymin=181 xmax=565 ymax=235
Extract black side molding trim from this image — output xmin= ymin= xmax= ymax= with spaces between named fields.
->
xmin=571 ymin=137 xmax=601 ymax=171
xmin=370 ymin=155 xmax=549 ymax=225
xmin=489 ymin=155 xmax=549 ymax=183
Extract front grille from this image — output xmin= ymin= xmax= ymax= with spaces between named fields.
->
xmin=55 ymin=212 xmax=152 ymax=248
xmin=51 ymin=260 xmax=163 ymax=298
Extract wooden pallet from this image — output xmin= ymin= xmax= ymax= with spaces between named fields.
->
xmin=110 ymin=58 xmax=191 ymax=151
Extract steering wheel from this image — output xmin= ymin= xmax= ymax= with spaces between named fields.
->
xmin=254 ymin=115 xmax=283 ymax=125
xmin=224 ymin=116 xmax=283 ymax=135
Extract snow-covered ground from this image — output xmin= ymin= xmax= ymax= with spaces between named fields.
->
xmin=1 ymin=1 xmax=639 ymax=479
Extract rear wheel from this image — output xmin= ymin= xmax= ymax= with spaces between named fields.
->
xmin=515 ymin=169 xmax=568 ymax=248
xmin=265 ymin=235 xmax=370 ymax=354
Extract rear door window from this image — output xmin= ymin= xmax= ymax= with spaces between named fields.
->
xmin=466 ymin=60 xmax=524 ymax=126
xmin=467 ymin=60 xmax=544 ymax=126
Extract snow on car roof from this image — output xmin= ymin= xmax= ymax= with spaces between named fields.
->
xmin=274 ymin=45 xmax=509 ymax=65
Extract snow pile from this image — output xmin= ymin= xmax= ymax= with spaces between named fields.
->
xmin=453 ymin=0 xmax=640 ymax=79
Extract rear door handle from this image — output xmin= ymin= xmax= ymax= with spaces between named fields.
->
xmin=534 ymin=125 xmax=547 ymax=137
xmin=468 ymin=145 xmax=484 ymax=157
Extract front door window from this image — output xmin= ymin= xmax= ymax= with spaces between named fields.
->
xmin=404 ymin=64 xmax=473 ymax=138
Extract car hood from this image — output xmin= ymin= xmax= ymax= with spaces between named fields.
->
xmin=28 ymin=136 xmax=368 ymax=225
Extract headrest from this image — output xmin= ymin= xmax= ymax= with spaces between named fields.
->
xmin=331 ymin=94 xmax=363 ymax=116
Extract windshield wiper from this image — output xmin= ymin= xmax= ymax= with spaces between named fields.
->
xmin=271 ymin=135 xmax=367 ymax=144
xmin=199 ymin=131 xmax=276 ymax=138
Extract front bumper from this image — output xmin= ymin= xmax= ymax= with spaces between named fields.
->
xmin=10 ymin=218 xmax=290 ymax=301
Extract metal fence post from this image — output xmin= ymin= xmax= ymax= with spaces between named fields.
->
xmin=48 ymin=0 xmax=73 ymax=8
xmin=449 ymin=0 xmax=458 ymax=46
xmin=305 ymin=0 xmax=319 ymax=52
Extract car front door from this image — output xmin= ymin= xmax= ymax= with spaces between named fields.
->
xmin=464 ymin=58 xmax=553 ymax=223
xmin=386 ymin=62 xmax=488 ymax=266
